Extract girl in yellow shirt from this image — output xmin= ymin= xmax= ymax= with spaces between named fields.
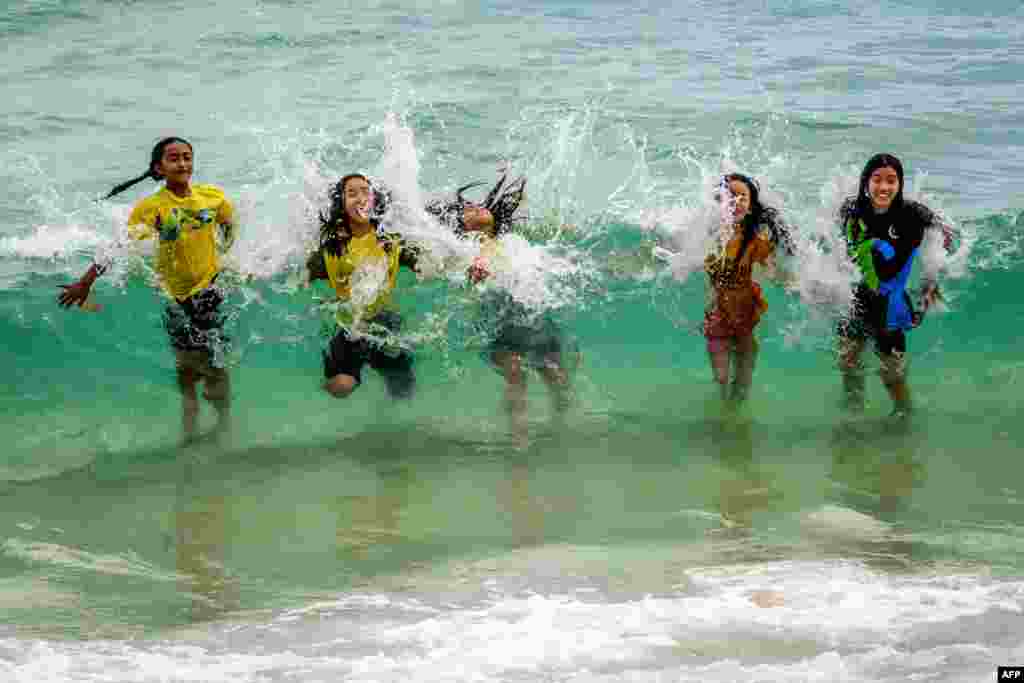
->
xmin=57 ymin=137 xmax=236 ymax=445
xmin=305 ymin=173 xmax=422 ymax=400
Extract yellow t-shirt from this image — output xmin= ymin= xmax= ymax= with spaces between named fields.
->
xmin=324 ymin=232 xmax=402 ymax=322
xmin=127 ymin=184 xmax=234 ymax=301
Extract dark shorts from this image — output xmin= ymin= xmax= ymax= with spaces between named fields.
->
xmin=476 ymin=291 xmax=571 ymax=372
xmin=163 ymin=284 xmax=230 ymax=364
xmin=323 ymin=310 xmax=415 ymax=399
xmin=836 ymin=299 xmax=907 ymax=356
xmin=486 ymin=317 xmax=564 ymax=371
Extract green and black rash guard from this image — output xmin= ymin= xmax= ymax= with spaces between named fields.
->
xmin=841 ymin=199 xmax=936 ymax=332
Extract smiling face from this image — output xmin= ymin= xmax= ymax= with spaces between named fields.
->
xmin=726 ymin=179 xmax=752 ymax=224
xmin=342 ymin=176 xmax=373 ymax=226
xmin=154 ymin=142 xmax=193 ymax=190
xmin=867 ymin=166 xmax=901 ymax=212
xmin=462 ymin=203 xmax=496 ymax=236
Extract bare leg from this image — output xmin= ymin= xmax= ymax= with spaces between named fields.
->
xmin=177 ymin=365 xmax=200 ymax=445
xmin=540 ymin=353 xmax=570 ymax=417
xmin=495 ymin=351 xmax=528 ymax=440
xmin=731 ymin=334 xmax=758 ymax=403
xmin=879 ymin=351 xmax=911 ymax=416
xmin=836 ymin=337 xmax=867 ymax=413
xmin=176 ymin=350 xmax=233 ymax=443
xmin=203 ymin=367 xmax=231 ymax=438
xmin=708 ymin=344 xmax=732 ymax=400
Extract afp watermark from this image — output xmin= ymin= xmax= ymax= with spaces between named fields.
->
xmin=999 ymin=667 xmax=1024 ymax=680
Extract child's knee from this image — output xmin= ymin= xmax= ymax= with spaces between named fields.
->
xmin=878 ymin=352 xmax=908 ymax=385
xmin=837 ymin=354 xmax=864 ymax=373
xmin=497 ymin=353 xmax=526 ymax=385
xmin=324 ymin=374 xmax=357 ymax=399
xmin=176 ymin=368 xmax=199 ymax=392
xmin=203 ymin=372 xmax=230 ymax=401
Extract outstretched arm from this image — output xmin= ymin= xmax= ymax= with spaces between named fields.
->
xmin=919 ymin=214 xmax=957 ymax=314
xmin=57 ymin=261 xmax=108 ymax=308
xmin=931 ymin=219 xmax=956 ymax=255
xmin=58 ymin=203 xmax=157 ymax=308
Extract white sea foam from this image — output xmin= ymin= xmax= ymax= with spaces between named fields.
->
xmin=1 ymin=560 xmax=1018 ymax=682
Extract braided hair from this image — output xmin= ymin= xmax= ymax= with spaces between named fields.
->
xmin=103 ymin=137 xmax=192 ymax=200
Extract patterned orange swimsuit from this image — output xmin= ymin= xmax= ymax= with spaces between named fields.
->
xmin=703 ymin=228 xmax=774 ymax=341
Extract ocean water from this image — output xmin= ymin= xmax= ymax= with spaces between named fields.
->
xmin=2 ymin=0 xmax=1024 ymax=680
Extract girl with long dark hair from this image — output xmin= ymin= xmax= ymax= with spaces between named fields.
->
xmin=836 ymin=153 xmax=953 ymax=418
xmin=426 ymin=172 xmax=572 ymax=440
xmin=305 ymin=173 xmax=424 ymax=401
xmin=703 ymin=173 xmax=794 ymax=404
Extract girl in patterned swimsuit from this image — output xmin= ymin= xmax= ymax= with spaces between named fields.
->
xmin=703 ymin=173 xmax=793 ymax=404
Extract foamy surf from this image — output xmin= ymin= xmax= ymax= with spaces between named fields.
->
xmin=1 ymin=559 xmax=1017 ymax=682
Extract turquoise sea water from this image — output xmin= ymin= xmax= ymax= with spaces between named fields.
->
xmin=2 ymin=1 xmax=1024 ymax=680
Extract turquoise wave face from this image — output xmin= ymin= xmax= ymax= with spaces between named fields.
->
xmin=0 ymin=207 xmax=1020 ymax=479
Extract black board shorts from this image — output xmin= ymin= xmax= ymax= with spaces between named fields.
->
xmin=323 ymin=310 xmax=415 ymax=399
xmin=836 ymin=286 xmax=908 ymax=356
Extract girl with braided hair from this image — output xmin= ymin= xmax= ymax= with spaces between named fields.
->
xmin=57 ymin=137 xmax=237 ymax=445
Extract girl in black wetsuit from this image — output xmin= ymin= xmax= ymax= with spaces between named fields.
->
xmin=836 ymin=153 xmax=954 ymax=418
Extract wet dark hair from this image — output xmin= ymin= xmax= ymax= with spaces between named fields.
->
xmin=317 ymin=174 xmax=391 ymax=257
xmin=425 ymin=171 xmax=526 ymax=237
xmin=840 ymin=153 xmax=938 ymax=237
xmin=721 ymin=173 xmax=792 ymax=257
xmin=853 ymin=153 xmax=905 ymax=219
xmin=103 ymin=137 xmax=193 ymax=200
